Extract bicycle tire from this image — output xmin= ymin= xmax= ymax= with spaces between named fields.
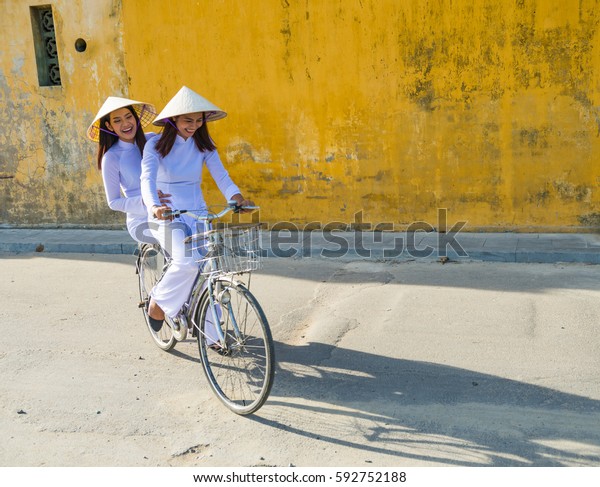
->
xmin=138 ymin=244 xmax=176 ymax=351
xmin=196 ymin=280 xmax=275 ymax=415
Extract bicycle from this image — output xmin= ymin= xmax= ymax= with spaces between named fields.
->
xmin=136 ymin=202 xmax=274 ymax=415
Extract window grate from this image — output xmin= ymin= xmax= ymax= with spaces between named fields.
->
xmin=30 ymin=5 xmax=61 ymax=86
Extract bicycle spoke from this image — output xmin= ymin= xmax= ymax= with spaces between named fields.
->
xmin=138 ymin=245 xmax=175 ymax=351
xmin=197 ymin=281 xmax=274 ymax=415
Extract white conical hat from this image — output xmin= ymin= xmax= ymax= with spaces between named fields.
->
xmin=87 ymin=96 xmax=156 ymax=142
xmin=152 ymin=86 xmax=226 ymax=126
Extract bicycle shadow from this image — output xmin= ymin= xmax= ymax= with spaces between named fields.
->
xmin=117 ymin=252 xmax=600 ymax=466
xmin=249 ymin=340 xmax=600 ymax=467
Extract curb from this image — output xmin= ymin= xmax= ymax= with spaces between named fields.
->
xmin=1 ymin=230 xmax=599 ymax=264
xmin=0 ymin=242 xmax=138 ymax=255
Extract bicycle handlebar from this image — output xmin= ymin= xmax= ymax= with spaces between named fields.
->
xmin=164 ymin=200 xmax=259 ymax=221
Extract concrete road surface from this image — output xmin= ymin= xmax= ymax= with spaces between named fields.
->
xmin=1 ymin=253 xmax=599 ymax=467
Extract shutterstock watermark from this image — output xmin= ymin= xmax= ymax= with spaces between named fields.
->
xmin=134 ymin=208 xmax=468 ymax=260
xmin=265 ymin=209 xmax=467 ymax=259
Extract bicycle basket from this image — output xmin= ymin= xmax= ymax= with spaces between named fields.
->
xmin=190 ymin=223 xmax=262 ymax=275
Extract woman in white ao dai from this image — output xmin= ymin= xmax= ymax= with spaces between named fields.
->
xmin=87 ymin=97 xmax=168 ymax=243
xmin=140 ymin=86 xmax=254 ymax=330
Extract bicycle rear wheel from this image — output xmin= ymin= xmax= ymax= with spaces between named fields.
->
xmin=138 ymin=244 xmax=176 ymax=351
xmin=196 ymin=280 xmax=275 ymax=415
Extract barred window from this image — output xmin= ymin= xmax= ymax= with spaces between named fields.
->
xmin=30 ymin=5 xmax=61 ymax=86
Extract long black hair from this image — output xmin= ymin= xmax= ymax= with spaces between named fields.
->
xmin=154 ymin=114 xmax=216 ymax=158
xmin=96 ymin=106 xmax=147 ymax=170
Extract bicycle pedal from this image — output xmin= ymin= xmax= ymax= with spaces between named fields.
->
xmin=138 ymin=301 xmax=146 ymax=309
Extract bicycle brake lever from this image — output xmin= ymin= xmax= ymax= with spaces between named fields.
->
xmin=226 ymin=200 xmax=259 ymax=213
xmin=164 ymin=209 xmax=186 ymax=218
xmin=226 ymin=200 xmax=243 ymax=213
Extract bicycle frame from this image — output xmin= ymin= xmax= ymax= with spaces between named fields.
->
xmin=165 ymin=202 xmax=259 ymax=345
xmin=139 ymin=201 xmax=273 ymax=414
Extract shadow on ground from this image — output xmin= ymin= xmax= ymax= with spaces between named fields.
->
xmin=247 ymin=340 xmax=600 ymax=467
xmin=2 ymin=252 xmax=599 ymax=293
xmin=168 ymin=336 xmax=600 ymax=466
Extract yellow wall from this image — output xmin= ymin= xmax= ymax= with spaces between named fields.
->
xmin=123 ymin=0 xmax=600 ymax=231
xmin=1 ymin=0 xmax=599 ymax=231
xmin=0 ymin=0 xmax=128 ymax=225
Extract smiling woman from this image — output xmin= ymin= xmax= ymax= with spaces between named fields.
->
xmin=140 ymin=86 xmax=254 ymax=327
xmin=154 ymin=111 xmax=215 ymax=158
xmin=105 ymin=107 xmax=138 ymax=143
xmin=86 ymin=96 xmax=166 ymax=244
xmin=175 ymin=112 xmax=205 ymax=138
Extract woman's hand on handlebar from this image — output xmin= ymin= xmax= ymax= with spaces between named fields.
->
xmin=230 ymin=194 xmax=255 ymax=213
xmin=152 ymin=204 xmax=173 ymax=221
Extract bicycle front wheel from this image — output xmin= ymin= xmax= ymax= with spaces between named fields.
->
xmin=196 ymin=280 xmax=275 ymax=415
xmin=138 ymin=244 xmax=176 ymax=351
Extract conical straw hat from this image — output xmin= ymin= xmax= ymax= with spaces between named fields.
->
xmin=152 ymin=86 xmax=226 ymax=126
xmin=87 ymin=96 xmax=156 ymax=142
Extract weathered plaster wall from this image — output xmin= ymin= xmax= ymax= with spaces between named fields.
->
xmin=0 ymin=0 xmax=128 ymax=225
xmin=123 ymin=0 xmax=600 ymax=231
xmin=1 ymin=0 xmax=599 ymax=230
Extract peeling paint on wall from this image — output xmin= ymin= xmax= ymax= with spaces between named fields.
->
xmin=120 ymin=0 xmax=599 ymax=231
xmin=1 ymin=0 xmax=599 ymax=230
xmin=0 ymin=0 xmax=130 ymax=226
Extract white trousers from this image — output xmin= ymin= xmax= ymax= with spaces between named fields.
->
xmin=127 ymin=215 xmax=158 ymax=245
xmin=149 ymin=218 xmax=205 ymax=318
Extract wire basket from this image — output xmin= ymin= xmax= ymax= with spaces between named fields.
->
xmin=189 ymin=223 xmax=262 ymax=275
